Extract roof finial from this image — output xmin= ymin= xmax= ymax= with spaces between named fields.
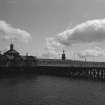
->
xmin=10 ymin=39 xmax=14 ymax=50
xmin=63 ymin=50 xmax=65 ymax=54
xmin=11 ymin=39 xmax=13 ymax=44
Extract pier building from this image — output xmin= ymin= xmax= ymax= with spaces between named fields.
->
xmin=0 ymin=43 xmax=105 ymax=80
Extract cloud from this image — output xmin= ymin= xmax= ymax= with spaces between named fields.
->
xmin=46 ymin=37 xmax=64 ymax=51
xmin=0 ymin=20 xmax=31 ymax=43
xmin=41 ymin=52 xmax=57 ymax=59
xmin=56 ymin=19 xmax=105 ymax=45
xmin=79 ymin=47 xmax=105 ymax=57
xmin=46 ymin=19 xmax=105 ymax=58
xmin=46 ymin=37 xmax=66 ymax=58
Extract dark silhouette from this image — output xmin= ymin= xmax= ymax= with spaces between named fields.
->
xmin=0 ymin=43 xmax=105 ymax=80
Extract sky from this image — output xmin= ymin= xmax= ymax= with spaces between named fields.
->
xmin=1 ymin=0 xmax=105 ymax=61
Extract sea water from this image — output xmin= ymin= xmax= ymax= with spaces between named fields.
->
xmin=0 ymin=73 xmax=105 ymax=105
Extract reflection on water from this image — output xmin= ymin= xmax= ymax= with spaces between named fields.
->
xmin=0 ymin=73 xmax=105 ymax=105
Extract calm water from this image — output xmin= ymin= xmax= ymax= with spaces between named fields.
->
xmin=0 ymin=74 xmax=105 ymax=105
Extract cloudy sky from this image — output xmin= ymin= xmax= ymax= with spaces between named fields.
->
xmin=1 ymin=0 xmax=105 ymax=61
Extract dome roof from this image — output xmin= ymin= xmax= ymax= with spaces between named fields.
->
xmin=4 ymin=49 xmax=19 ymax=55
xmin=4 ymin=43 xmax=19 ymax=56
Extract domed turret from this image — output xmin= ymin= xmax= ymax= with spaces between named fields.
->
xmin=4 ymin=43 xmax=20 ymax=57
xmin=62 ymin=50 xmax=66 ymax=60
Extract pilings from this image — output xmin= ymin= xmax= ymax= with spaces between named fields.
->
xmin=0 ymin=66 xmax=105 ymax=80
xmin=88 ymin=68 xmax=105 ymax=80
xmin=69 ymin=67 xmax=105 ymax=80
xmin=36 ymin=66 xmax=105 ymax=80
